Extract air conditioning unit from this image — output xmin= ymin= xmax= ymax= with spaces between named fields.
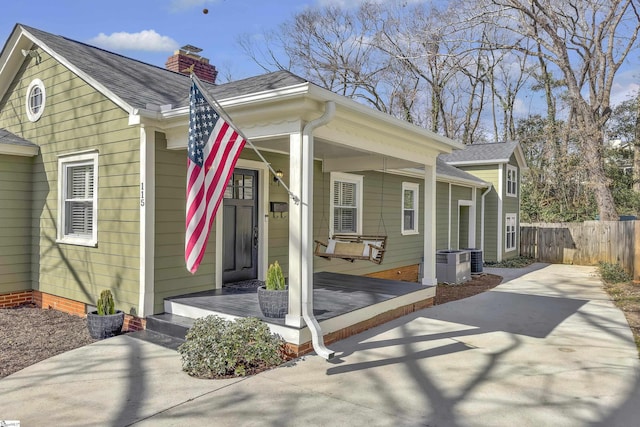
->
xmin=436 ymin=250 xmax=471 ymax=284
xmin=462 ymin=248 xmax=483 ymax=274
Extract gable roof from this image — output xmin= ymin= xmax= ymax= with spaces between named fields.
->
xmin=439 ymin=141 xmax=527 ymax=170
xmin=0 ymin=128 xmax=39 ymax=156
xmin=3 ymin=24 xmax=308 ymax=115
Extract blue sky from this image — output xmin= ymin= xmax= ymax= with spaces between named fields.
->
xmin=0 ymin=0 xmax=323 ymax=81
xmin=1 ymin=0 xmax=638 ymax=109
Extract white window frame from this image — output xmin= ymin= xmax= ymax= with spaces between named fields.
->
xmin=25 ymin=78 xmax=46 ymax=122
xmin=57 ymin=151 xmax=98 ymax=247
xmin=330 ymin=172 xmax=363 ymax=236
xmin=505 ymin=213 xmax=517 ymax=252
xmin=401 ymin=182 xmax=419 ymax=235
xmin=506 ymin=164 xmax=518 ymax=197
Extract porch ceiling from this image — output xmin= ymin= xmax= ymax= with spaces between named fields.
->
xmin=251 ymin=137 xmax=424 ymax=172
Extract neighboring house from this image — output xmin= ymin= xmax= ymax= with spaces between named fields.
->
xmin=439 ymin=141 xmax=528 ymax=262
xmin=0 ymin=24 xmax=525 ymax=353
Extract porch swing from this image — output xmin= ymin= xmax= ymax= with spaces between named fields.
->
xmin=314 ymin=159 xmax=388 ymax=264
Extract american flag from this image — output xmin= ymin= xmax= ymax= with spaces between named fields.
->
xmin=185 ymin=77 xmax=246 ymax=273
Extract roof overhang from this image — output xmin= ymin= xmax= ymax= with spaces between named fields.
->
xmin=0 ymin=142 xmax=39 ymax=157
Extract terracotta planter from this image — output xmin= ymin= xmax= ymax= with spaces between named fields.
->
xmin=257 ymin=286 xmax=288 ymax=318
xmin=86 ymin=310 xmax=124 ymax=339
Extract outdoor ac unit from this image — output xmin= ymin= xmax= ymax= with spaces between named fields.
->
xmin=436 ymin=250 xmax=471 ymax=284
xmin=462 ymin=248 xmax=483 ymax=274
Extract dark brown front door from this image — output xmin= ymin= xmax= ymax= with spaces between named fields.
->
xmin=222 ymin=169 xmax=258 ymax=283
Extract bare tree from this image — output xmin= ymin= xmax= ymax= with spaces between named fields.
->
xmin=477 ymin=0 xmax=640 ymax=220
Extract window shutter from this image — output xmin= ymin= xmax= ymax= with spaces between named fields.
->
xmin=65 ymin=164 xmax=94 ymax=236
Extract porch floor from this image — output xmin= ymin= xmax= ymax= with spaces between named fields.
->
xmin=165 ymin=271 xmax=430 ymax=327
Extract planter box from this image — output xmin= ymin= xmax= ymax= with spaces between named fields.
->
xmin=257 ymin=286 xmax=288 ymax=318
xmin=87 ymin=310 xmax=125 ymax=339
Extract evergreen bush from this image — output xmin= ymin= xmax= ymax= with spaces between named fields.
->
xmin=178 ymin=315 xmax=285 ymax=378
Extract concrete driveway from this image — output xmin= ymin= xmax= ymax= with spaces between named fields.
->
xmin=1 ymin=263 xmax=638 ymax=426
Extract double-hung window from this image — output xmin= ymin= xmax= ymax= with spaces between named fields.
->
xmin=401 ymin=182 xmax=419 ymax=235
xmin=505 ymin=213 xmax=517 ymax=252
xmin=330 ymin=172 xmax=363 ymax=235
xmin=506 ymin=164 xmax=517 ymax=197
xmin=57 ymin=152 xmax=98 ymax=246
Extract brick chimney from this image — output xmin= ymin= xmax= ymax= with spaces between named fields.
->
xmin=165 ymin=45 xmax=217 ymax=84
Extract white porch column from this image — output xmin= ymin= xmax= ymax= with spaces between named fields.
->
xmin=422 ymin=161 xmax=437 ymax=286
xmin=286 ymin=132 xmax=304 ymax=327
xmin=138 ymin=125 xmax=155 ymax=317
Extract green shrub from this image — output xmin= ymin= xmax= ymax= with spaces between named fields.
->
xmin=96 ymin=290 xmax=115 ymax=315
xmin=178 ymin=315 xmax=285 ymax=378
xmin=598 ymin=262 xmax=632 ymax=284
xmin=484 ymin=256 xmax=535 ymax=269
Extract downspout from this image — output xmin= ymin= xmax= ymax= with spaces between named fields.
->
xmin=301 ymin=101 xmax=336 ymax=360
xmin=480 ymin=184 xmax=493 ymax=255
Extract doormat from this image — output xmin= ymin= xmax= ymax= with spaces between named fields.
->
xmin=223 ymin=279 xmax=264 ymax=291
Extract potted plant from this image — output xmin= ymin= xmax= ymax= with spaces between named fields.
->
xmin=257 ymin=261 xmax=288 ymax=318
xmin=86 ymin=289 xmax=125 ymax=339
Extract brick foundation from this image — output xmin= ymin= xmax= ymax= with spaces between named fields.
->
xmin=0 ymin=290 xmax=34 ymax=308
xmin=284 ymin=296 xmax=434 ymax=358
xmin=0 ymin=290 xmax=145 ymax=332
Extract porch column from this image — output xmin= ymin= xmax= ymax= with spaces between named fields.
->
xmin=286 ymin=131 xmax=304 ymax=327
xmin=422 ymin=161 xmax=437 ymax=286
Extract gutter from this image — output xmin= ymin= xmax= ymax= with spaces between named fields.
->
xmin=480 ymin=184 xmax=493 ymax=254
xmin=301 ymin=101 xmax=336 ymax=360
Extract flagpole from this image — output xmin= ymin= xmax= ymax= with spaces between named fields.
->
xmin=191 ymin=74 xmax=300 ymax=205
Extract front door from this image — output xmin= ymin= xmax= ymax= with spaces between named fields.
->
xmin=222 ymin=169 xmax=259 ymax=283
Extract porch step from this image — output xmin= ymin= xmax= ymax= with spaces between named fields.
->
xmin=145 ymin=313 xmax=195 ymax=341
xmin=128 ymin=329 xmax=185 ymax=351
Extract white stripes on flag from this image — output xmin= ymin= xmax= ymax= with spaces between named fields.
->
xmin=185 ymin=80 xmax=246 ymax=273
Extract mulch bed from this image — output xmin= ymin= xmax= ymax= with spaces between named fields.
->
xmin=0 ymin=273 xmax=503 ymax=379
xmin=0 ymin=304 xmax=95 ymax=378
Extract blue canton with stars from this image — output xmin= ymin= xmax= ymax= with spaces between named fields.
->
xmin=188 ymin=82 xmax=220 ymax=167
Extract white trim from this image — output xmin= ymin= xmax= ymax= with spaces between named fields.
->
xmin=215 ymin=158 xmax=269 ymax=288
xmin=56 ymin=151 xmax=99 ymax=247
xmin=138 ymin=126 xmax=155 ymax=317
xmin=497 ymin=165 xmax=503 ymax=261
xmin=25 ymin=78 xmax=46 ymax=122
xmin=447 ymin=183 xmax=452 ymax=248
xmin=422 ymin=163 xmax=437 ymax=286
xmin=329 ymin=172 xmax=363 ymax=236
xmin=505 ymin=213 xmax=517 ymax=252
xmin=0 ymin=143 xmax=38 ymax=157
xmin=401 ymin=182 xmax=419 ymax=235
xmin=470 ymin=187 xmax=477 ymax=248
xmin=506 ymin=164 xmax=517 ymax=197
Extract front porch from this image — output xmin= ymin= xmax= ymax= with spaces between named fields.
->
xmin=157 ymin=272 xmax=435 ymax=355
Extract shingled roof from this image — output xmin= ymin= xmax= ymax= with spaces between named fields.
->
xmin=439 ymin=141 xmax=520 ymax=165
xmin=19 ymin=24 xmax=308 ymax=112
xmin=435 ymin=158 xmax=488 ymax=186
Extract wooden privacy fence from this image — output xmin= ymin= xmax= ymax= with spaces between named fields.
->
xmin=520 ymin=221 xmax=640 ymax=280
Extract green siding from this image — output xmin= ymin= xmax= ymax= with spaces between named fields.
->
xmin=0 ymin=51 xmax=140 ymax=312
xmin=153 ymin=132 xmax=215 ymax=313
xmin=435 ymin=182 xmax=450 ymax=249
xmin=0 ymin=155 xmax=33 ymax=293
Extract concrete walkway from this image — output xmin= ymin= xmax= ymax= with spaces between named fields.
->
xmin=1 ymin=264 xmax=638 ymax=426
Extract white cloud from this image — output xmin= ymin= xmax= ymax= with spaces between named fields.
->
xmin=88 ymin=30 xmax=179 ymax=52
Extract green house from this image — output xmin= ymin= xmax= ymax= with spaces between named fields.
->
xmin=439 ymin=141 xmax=528 ymax=262
xmin=0 ymin=24 xmax=525 ymax=355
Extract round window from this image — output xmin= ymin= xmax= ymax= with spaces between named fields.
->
xmin=26 ymin=78 xmax=46 ymax=122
